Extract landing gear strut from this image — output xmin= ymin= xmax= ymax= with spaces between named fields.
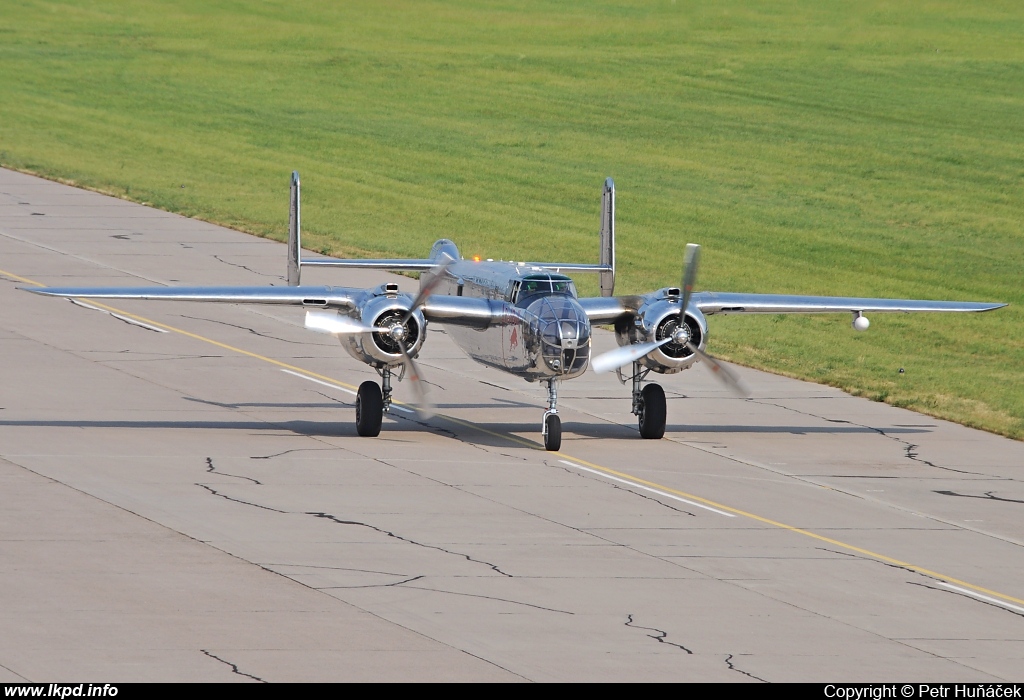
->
xmin=627 ymin=361 xmax=666 ymax=439
xmin=355 ymin=366 xmax=398 ymax=437
xmin=542 ymin=379 xmax=561 ymax=451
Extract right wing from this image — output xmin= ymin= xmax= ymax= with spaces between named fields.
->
xmin=691 ymin=292 xmax=1006 ymax=315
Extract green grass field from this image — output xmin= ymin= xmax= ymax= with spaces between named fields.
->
xmin=1 ymin=0 xmax=1021 ymax=438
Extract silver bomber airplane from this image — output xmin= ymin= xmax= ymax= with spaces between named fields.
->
xmin=25 ymin=173 xmax=1007 ymax=451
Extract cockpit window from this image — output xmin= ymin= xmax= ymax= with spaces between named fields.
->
xmin=514 ymin=275 xmax=577 ymax=304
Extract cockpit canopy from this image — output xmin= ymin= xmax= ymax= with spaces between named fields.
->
xmin=511 ymin=273 xmax=577 ymax=306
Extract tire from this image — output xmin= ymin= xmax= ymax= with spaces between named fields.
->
xmin=356 ymin=381 xmax=383 ymax=437
xmin=543 ymin=413 xmax=562 ymax=452
xmin=638 ymin=383 xmax=666 ymax=439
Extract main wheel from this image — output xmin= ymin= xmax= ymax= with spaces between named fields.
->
xmin=638 ymin=383 xmax=666 ymax=439
xmin=355 ymin=381 xmax=384 ymax=437
xmin=543 ymin=413 xmax=562 ymax=452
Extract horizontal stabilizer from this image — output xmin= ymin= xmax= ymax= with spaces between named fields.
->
xmin=300 ymin=257 xmax=437 ymax=271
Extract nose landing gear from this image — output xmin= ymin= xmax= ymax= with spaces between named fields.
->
xmin=542 ymin=379 xmax=562 ymax=451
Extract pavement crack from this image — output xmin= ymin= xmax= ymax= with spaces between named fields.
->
xmin=934 ymin=490 xmax=1024 ymax=505
xmin=179 ymin=314 xmax=306 ymax=344
xmin=197 ymin=484 xmax=284 ymax=512
xmin=751 ymin=399 xmax=989 ymax=476
xmin=625 ymin=614 xmax=693 ymax=653
xmin=816 ymin=547 xmax=925 ymax=577
xmin=548 ymin=460 xmax=696 ymax=516
xmin=907 ymin=582 xmax=1024 ymax=619
xmin=212 ymin=254 xmax=282 ymax=281
xmin=400 ymin=584 xmax=574 ymax=614
xmin=205 ymin=456 xmax=262 ymax=484
xmin=724 ymin=653 xmax=768 ymax=682
xmin=200 ymin=649 xmax=266 ymax=683
xmin=251 ymin=447 xmax=340 ymax=460
xmin=320 ymin=575 xmax=425 ymax=589
xmin=307 ymin=511 xmax=513 ymax=577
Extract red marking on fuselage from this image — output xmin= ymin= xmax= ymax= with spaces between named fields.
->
xmin=509 ymin=326 xmax=518 ymax=350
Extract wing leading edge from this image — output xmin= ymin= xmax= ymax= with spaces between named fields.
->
xmin=691 ymin=292 xmax=1006 ymax=315
xmin=578 ymin=291 xmax=1005 ymax=323
xmin=25 ymin=285 xmax=362 ymax=310
xmin=24 ymin=285 xmax=522 ymax=331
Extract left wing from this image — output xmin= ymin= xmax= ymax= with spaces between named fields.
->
xmin=24 ymin=285 xmax=362 ymax=310
xmin=23 ymin=284 xmax=521 ymax=330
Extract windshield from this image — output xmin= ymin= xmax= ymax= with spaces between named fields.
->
xmin=514 ymin=275 xmax=577 ymax=305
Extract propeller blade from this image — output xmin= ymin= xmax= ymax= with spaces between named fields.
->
xmin=679 ymin=243 xmax=700 ymax=321
xmin=305 ymin=309 xmax=375 ymax=335
xmin=686 ymin=342 xmax=749 ymax=397
xmin=402 ymin=257 xmax=454 ymax=325
xmin=397 ymin=339 xmax=435 ymax=419
xmin=591 ymin=337 xmax=672 ymax=374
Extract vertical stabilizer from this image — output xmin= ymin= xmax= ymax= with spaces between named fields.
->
xmin=287 ymin=171 xmax=301 ymax=286
xmin=599 ymin=177 xmax=616 ymax=297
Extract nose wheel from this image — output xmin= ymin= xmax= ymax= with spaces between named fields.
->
xmin=543 ymin=413 xmax=561 ymax=451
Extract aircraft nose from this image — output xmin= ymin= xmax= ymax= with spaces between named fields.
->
xmin=529 ymin=297 xmax=591 ymax=375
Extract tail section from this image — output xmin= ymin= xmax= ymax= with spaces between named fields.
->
xmin=287 ymin=171 xmax=301 ymax=286
xmin=599 ymin=177 xmax=615 ymax=297
xmin=531 ymin=177 xmax=617 ymax=290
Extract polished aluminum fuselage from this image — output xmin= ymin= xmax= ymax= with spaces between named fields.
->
xmin=426 ymin=258 xmax=592 ymax=382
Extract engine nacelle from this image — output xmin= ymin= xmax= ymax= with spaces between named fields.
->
xmin=615 ymin=296 xmax=708 ymax=374
xmin=338 ymin=289 xmax=426 ymax=368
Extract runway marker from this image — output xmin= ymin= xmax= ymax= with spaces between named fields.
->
xmin=281 ymin=369 xmax=414 ymax=413
xmin=558 ymin=460 xmax=735 ymax=517
xmin=6 ymin=265 xmax=1023 ymax=610
xmin=937 ymin=582 xmax=1024 ymax=614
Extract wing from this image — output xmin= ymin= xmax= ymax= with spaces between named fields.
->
xmin=24 ymin=284 xmax=522 ymax=331
xmin=579 ymin=291 xmax=1005 ymax=323
xmin=691 ymin=292 xmax=1006 ymax=315
xmin=24 ymin=285 xmax=362 ymax=310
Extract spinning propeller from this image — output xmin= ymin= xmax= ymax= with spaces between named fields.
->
xmin=304 ymin=258 xmax=454 ymax=417
xmin=590 ymin=244 xmax=748 ymax=397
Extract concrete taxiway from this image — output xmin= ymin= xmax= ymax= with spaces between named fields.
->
xmin=1 ymin=167 xmax=1022 ymax=682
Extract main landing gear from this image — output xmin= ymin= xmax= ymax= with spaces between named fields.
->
xmin=624 ymin=361 xmax=666 ymax=439
xmin=542 ymin=379 xmax=561 ymax=451
xmin=355 ymin=366 xmax=398 ymax=437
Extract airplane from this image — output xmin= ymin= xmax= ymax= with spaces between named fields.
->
xmin=24 ymin=172 xmax=1007 ymax=451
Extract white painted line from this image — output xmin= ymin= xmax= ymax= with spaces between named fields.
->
xmin=280 ymin=369 xmax=415 ymax=413
xmin=70 ymin=299 xmax=168 ymax=333
xmin=558 ymin=460 xmax=736 ymax=518
xmin=281 ymin=369 xmax=356 ymax=396
xmin=109 ymin=312 xmax=168 ymax=333
xmin=937 ymin=582 xmax=1024 ymax=614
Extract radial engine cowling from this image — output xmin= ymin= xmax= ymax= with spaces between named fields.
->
xmin=338 ymin=294 xmax=426 ymax=368
xmin=615 ymin=298 xmax=708 ymax=374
